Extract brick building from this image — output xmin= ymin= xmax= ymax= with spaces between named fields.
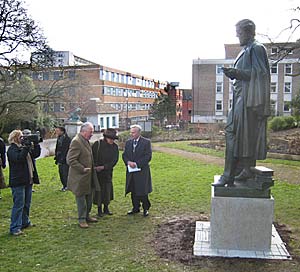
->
xmin=182 ymin=89 xmax=192 ymax=122
xmin=32 ymin=52 xmax=167 ymax=129
xmin=192 ymin=42 xmax=300 ymax=123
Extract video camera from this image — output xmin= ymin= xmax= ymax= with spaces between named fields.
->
xmin=21 ymin=133 xmax=43 ymax=146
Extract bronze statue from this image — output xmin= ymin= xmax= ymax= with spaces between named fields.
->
xmin=213 ymin=19 xmax=270 ymax=187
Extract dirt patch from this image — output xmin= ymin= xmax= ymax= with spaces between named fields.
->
xmin=152 ymin=216 xmax=299 ymax=267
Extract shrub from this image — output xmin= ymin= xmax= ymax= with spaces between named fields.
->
xmin=268 ymin=116 xmax=296 ymax=131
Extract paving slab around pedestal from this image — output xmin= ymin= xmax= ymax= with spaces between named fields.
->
xmin=193 ymin=221 xmax=291 ymax=260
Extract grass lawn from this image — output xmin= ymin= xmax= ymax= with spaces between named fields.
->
xmin=0 ymin=151 xmax=299 ymax=272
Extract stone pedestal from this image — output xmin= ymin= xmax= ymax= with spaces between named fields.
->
xmin=210 ymin=186 xmax=274 ymax=251
xmin=64 ymin=121 xmax=83 ymax=138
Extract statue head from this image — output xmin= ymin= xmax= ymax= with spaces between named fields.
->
xmin=236 ymin=19 xmax=256 ymax=46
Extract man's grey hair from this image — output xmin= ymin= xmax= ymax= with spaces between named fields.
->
xmin=80 ymin=122 xmax=94 ymax=132
xmin=236 ymin=19 xmax=256 ymax=36
xmin=130 ymin=124 xmax=142 ymax=132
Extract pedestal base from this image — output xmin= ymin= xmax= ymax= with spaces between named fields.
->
xmin=210 ymin=186 xmax=274 ymax=251
xmin=193 ymin=222 xmax=291 ymax=259
xmin=64 ymin=121 xmax=83 ymax=138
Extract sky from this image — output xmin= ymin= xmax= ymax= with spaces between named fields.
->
xmin=24 ymin=0 xmax=299 ymax=88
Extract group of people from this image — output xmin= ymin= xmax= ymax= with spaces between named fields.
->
xmin=66 ymin=122 xmax=152 ymax=229
xmin=3 ymin=122 xmax=153 ymax=235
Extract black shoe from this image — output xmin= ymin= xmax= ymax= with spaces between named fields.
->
xmin=97 ymin=206 xmax=103 ymax=217
xmin=103 ymin=205 xmax=113 ymax=215
xmin=143 ymin=210 xmax=149 ymax=217
xmin=127 ymin=209 xmax=140 ymax=215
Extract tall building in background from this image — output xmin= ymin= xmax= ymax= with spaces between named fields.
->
xmin=32 ymin=51 xmax=167 ymax=130
xmin=192 ymin=42 xmax=300 ymax=123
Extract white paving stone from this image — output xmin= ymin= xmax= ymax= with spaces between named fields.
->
xmin=193 ymin=221 xmax=292 ymax=260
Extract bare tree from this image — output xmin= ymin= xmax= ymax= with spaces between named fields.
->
xmin=260 ymin=6 xmax=300 ymax=74
xmin=0 ymin=0 xmax=56 ymax=132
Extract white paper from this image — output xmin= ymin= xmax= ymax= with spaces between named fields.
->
xmin=127 ymin=165 xmax=141 ymax=173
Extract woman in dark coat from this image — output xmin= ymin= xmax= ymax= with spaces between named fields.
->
xmin=92 ymin=129 xmax=119 ymax=217
xmin=7 ymin=130 xmax=41 ymax=236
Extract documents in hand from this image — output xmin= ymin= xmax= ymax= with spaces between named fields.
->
xmin=127 ymin=165 xmax=141 ymax=173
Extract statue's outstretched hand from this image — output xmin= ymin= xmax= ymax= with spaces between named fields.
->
xmin=222 ymin=67 xmax=236 ymax=80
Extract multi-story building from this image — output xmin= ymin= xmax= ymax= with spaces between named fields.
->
xmin=192 ymin=42 xmax=300 ymax=123
xmin=32 ymin=51 xmax=167 ymax=129
xmin=182 ymin=89 xmax=192 ymax=122
xmin=53 ymin=51 xmax=97 ymax=67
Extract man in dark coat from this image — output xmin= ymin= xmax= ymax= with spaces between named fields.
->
xmin=213 ymin=19 xmax=270 ymax=187
xmin=0 ymin=136 xmax=7 ymax=196
xmin=122 ymin=124 xmax=152 ymax=217
xmin=54 ymin=126 xmax=71 ymax=191
xmin=92 ymin=128 xmax=119 ymax=217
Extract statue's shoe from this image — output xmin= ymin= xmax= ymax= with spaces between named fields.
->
xmin=234 ymin=169 xmax=253 ymax=181
xmin=212 ymin=175 xmax=234 ymax=187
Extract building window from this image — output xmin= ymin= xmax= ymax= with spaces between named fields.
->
xmin=285 ymin=63 xmax=292 ymax=74
xmin=270 ymin=64 xmax=278 ymax=74
xmin=112 ymin=116 xmax=116 ymax=126
xmin=60 ymin=103 xmax=65 ymax=112
xmin=284 ymin=82 xmax=291 ymax=93
xmin=270 ymin=100 xmax=277 ymax=115
xmin=271 ymin=47 xmax=278 ymax=55
xmin=68 ymin=87 xmax=76 ymax=96
xmin=283 ymin=101 xmax=291 ymax=112
xmin=216 ymin=65 xmax=223 ymax=74
xmin=216 ymin=82 xmax=223 ymax=93
xmin=54 ymin=103 xmax=61 ymax=112
xmin=270 ymin=82 xmax=277 ymax=93
xmin=68 ymin=70 xmax=76 ymax=79
xmin=53 ymin=71 xmax=63 ymax=80
xmin=216 ymin=100 xmax=222 ymax=111
xmin=100 ymin=117 xmax=104 ymax=128
xmin=43 ymin=72 xmax=49 ymax=80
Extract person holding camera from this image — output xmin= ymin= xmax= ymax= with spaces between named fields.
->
xmin=7 ymin=129 xmax=41 ymax=236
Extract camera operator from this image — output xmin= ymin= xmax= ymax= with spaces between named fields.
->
xmin=7 ymin=129 xmax=41 ymax=236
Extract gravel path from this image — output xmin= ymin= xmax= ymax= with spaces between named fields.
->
xmin=153 ymin=144 xmax=300 ymax=184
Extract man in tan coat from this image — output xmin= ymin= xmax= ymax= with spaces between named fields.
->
xmin=67 ymin=122 xmax=99 ymax=228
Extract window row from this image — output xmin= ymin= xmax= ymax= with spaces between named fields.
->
xmin=110 ymin=103 xmax=152 ymax=111
xmin=216 ymin=63 xmax=293 ymax=75
xmin=216 ymin=82 xmax=292 ymax=94
xmin=270 ymin=63 xmax=292 ymax=74
xmin=216 ymin=100 xmax=291 ymax=113
xmin=100 ymin=69 xmax=166 ymax=89
xmin=32 ymin=70 xmax=76 ymax=81
xmin=103 ymin=87 xmax=158 ymax=99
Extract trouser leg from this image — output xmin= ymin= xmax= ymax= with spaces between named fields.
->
xmin=22 ymin=184 xmax=32 ymax=228
xmin=76 ymin=195 xmax=88 ymax=223
xmin=140 ymin=195 xmax=151 ymax=211
xmin=222 ymin=130 xmax=237 ymax=181
xmin=131 ymin=193 xmax=141 ymax=212
xmin=59 ymin=164 xmax=69 ymax=188
xmin=10 ymin=186 xmax=25 ymax=233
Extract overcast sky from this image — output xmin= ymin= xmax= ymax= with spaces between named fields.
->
xmin=24 ymin=0 xmax=299 ymax=88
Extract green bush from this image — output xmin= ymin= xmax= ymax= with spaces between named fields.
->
xmin=268 ymin=116 xmax=296 ymax=131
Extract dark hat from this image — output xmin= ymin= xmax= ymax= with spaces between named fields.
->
xmin=103 ymin=128 xmax=118 ymax=140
